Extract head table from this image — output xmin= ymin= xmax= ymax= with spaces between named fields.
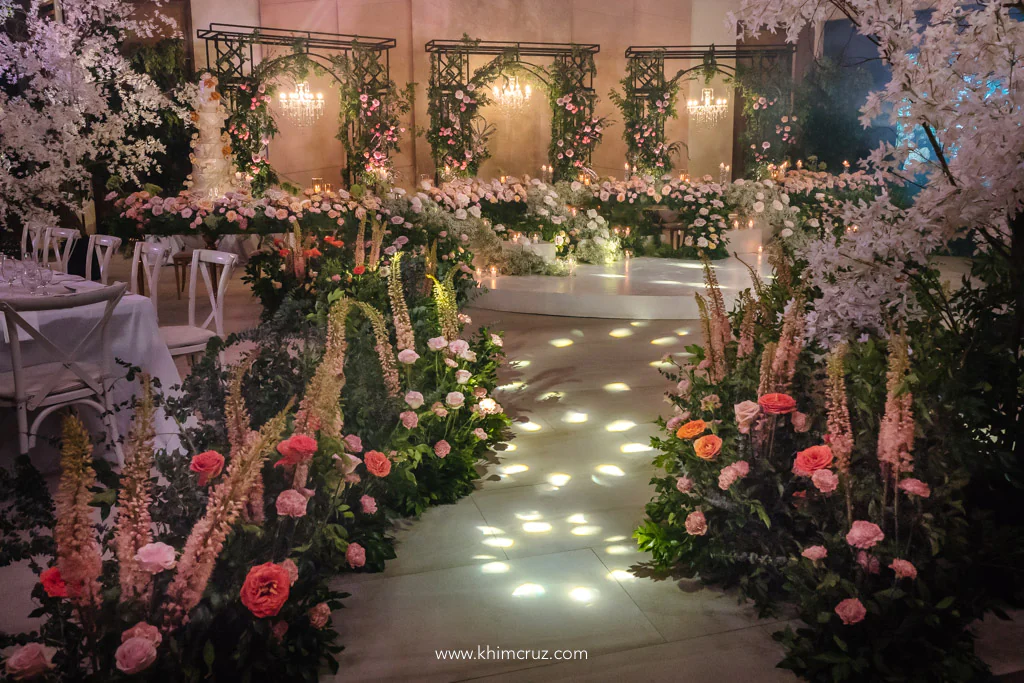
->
xmin=0 ymin=269 xmax=183 ymax=455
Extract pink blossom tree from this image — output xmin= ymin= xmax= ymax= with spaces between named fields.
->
xmin=0 ymin=0 xmax=177 ymax=228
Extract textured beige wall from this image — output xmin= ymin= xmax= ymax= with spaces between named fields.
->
xmin=192 ymin=0 xmax=739 ymax=186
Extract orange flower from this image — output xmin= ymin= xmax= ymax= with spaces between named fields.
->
xmin=40 ymin=567 xmax=67 ymax=598
xmin=758 ymin=393 xmax=797 ymax=415
xmin=693 ymin=434 xmax=723 ymax=460
xmin=211 ymin=92 xmax=221 ymax=101
xmin=676 ymin=419 xmax=707 ymax=439
xmin=239 ymin=563 xmax=290 ymax=618
xmin=189 ymin=111 xmax=199 ymax=123
xmin=793 ymin=445 xmax=834 ymax=476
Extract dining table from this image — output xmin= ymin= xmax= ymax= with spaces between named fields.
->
xmin=0 ymin=266 xmax=183 ymax=456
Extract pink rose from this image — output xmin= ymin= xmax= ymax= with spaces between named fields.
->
xmin=684 ymin=510 xmax=707 ymax=536
xmin=889 ymin=558 xmax=917 ymax=580
xmin=434 ymin=440 xmax=452 ymax=458
xmin=282 ymin=558 xmax=299 ymax=585
xmin=666 ymin=416 xmax=684 ymax=432
xmin=405 ymin=391 xmax=424 ymax=408
xmin=455 ymin=369 xmax=472 ymax=384
xmin=122 ymin=622 xmax=162 ymax=647
xmin=478 ymin=398 xmax=500 ymax=415
xmin=898 ymin=478 xmax=931 ymax=498
xmin=4 ymin=643 xmax=56 ymax=679
xmin=308 ymin=602 xmax=331 ymax=629
xmin=473 ymin=386 xmax=487 ymax=398
xmin=801 ymin=545 xmax=828 ymax=561
xmin=675 ymin=476 xmax=694 ymax=494
xmin=445 ymin=391 xmax=465 ymax=408
xmin=444 ymin=358 xmax=459 ymax=368
xmin=717 ymin=461 xmax=750 ymax=491
xmin=397 ymin=349 xmax=420 ymax=364
xmin=811 ymin=469 xmax=839 ymax=494
xmin=343 ymin=434 xmax=363 ymax=453
xmin=134 ymin=542 xmax=177 ymax=573
xmin=835 ymin=598 xmax=867 ymax=625
xmin=427 ymin=337 xmax=448 ymax=351
xmin=490 ymin=333 xmax=503 ymax=347
xmin=360 ymin=495 xmax=378 ymax=514
xmin=276 ymin=489 xmax=310 ymax=518
xmin=432 ymin=402 xmax=449 ymax=418
xmin=448 ymin=339 xmax=469 ymax=355
xmin=400 ymin=411 xmax=419 ymax=429
xmin=116 ymin=637 xmax=158 ymax=674
xmin=271 ymin=620 xmax=289 ymax=641
xmin=734 ymin=400 xmax=760 ymax=434
xmin=346 ymin=542 xmax=366 ymax=568
xmin=846 ymin=521 xmax=885 ymax=549
xmin=790 ymin=411 xmax=810 ymax=432
xmin=473 ymin=427 xmax=487 ymax=440
xmin=856 ymin=551 xmax=881 ymax=574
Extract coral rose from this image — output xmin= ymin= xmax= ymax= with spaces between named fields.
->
xmin=684 ymin=510 xmax=708 ymax=536
xmin=846 ymin=521 xmax=885 ymax=549
xmin=364 ymin=450 xmax=392 ymax=477
xmin=240 ymin=562 xmax=291 ymax=618
xmin=189 ymin=450 xmax=225 ymax=486
xmin=676 ymin=419 xmax=707 ymax=439
xmin=122 ymin=622 xmax=162 ymax=647
xmin=793 ymin=445 xmax=834 ymax=476
xmin=40 ymin=566 xmax=66 ymax=598
xmin=276 ymin=489 xmax=309 ymax=518
xmin=898 ymin=478 xmax=931 ymax=498
xmin=693 ymin=434 xmax=723 ymax=460
xmin=434 ymin=440 xmax=451 ymax=458
xmin=308 ymin=602 xmax=331 ymax=629
xmin=274 ymin=434 xmax=318 ymax=467
xmin=801 ymin=545 xmax=828 ymax=562
xmin=758 ymin=393 xmax=797 ymax=415
xmin=346 ymin=542 xmax=366 ymax=568
xmin=890 ymin=558 xmax=918 ymax=580
xmin=5 ymin=643 xmax=56 ymax=679
xmin=811 ymin=469 xmax=839 ymax=493
xmin=115 ymin=637 xmax=158 ymax=674
xmin=733 ymin=401 xmax=760 ymax=434
xmin=135 ymin=542 xmax=177 ymax=573
xmin=835 ymin=598 xmax=867 ymax=625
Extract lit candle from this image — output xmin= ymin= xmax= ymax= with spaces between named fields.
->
xmin=489 ymin=265 xmax=498 ymax=277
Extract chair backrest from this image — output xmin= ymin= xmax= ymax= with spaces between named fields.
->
xmin=20 ymin=224 xmax=48 ymax=262
xmin=43 ymin=227 xmax=82 ymax=273
xmin=129 ymin=241 xmax=167 ymax=312
xmin=188 ymin=249 xmax=238 ymax=336
xmin=85 ymin=234 xmax=122 ymax=284
xmin=0 ymin=283 xmax=127 ymax=411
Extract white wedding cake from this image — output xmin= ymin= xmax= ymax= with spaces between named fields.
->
xmin=188 ymin=73 xmax=236 ymax=196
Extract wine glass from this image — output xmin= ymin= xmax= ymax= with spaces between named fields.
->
xmin=38 ymin=265 xmax=53 ymax=292
xmin=2 ymin=256 xmax=22 ymax=287
xmin=21 ymin=267 xmax=42 ymax=295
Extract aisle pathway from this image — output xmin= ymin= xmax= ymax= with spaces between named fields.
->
xmin=329 ymin=309 xmax=795 ymax=682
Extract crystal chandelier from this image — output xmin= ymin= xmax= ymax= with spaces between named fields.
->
xmin=277 ymin=82 xmax=325 ymax=127
xmin=687 ymin=87 xmax=729 ymax=125
xmin=491 ymin=75 xmax=532 ymax=114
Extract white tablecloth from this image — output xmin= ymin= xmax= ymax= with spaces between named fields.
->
xmin=0 ymin=279 xmax=183 ymax=454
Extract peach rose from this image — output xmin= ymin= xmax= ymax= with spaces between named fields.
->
xmin=240 ymin=562 xmax=291 ymax=618
xmin=274 ymin=434 xmax=318 ymax=468
xmin=693 ymin=434 xmax=723 ymax=460
xmin=846 ymin=520 xmax=885 ymax=549
xmin=135 ymin=542 xmax=177 ymax=573
xmin=890 ymin=558 xmax=917 ymax=580
xmin=4 ymin=643 xmax=56 ymax=680
xmin=676 ymin=419 xmax=707 ymax=439
xmin=793 ymin=445 xmax=834 ymax=476
xmin=115 ymin=637 xmax=158 ymax=674
xmin=40 ymin=566 xmax=67 ymax=598
xmin=364 ymin=450 xmax=392 ymax=477
xmin=189 ymin=450 xmax=225 ymax=486
xmin=733 ymin=401 xmax=760 ymax=434
xmin=758 ymin=393 xmax=797 ymax=415
xmin=835 ymin=597 xmax=866 ymax=625
xmin=801 ymin=545 xmax=827 ymax=561
xmin=684 ymin=510 xmax=708 ymax=536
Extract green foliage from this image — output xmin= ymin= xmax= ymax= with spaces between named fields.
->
xmin=609 ymin=54 xmax=685 ymax=174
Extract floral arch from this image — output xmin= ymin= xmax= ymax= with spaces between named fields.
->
xmin=425 ymin=37 xmax=605 ymax=182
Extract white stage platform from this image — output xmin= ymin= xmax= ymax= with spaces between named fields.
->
xmin=472 ymin=254 xmax=771 ymax=320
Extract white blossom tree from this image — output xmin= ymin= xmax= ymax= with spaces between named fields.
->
xmin=0 ymin=0 xmax=177 ymax=229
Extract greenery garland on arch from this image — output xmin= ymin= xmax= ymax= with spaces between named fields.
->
xmin=546 ymin=51 xmax=608 ymax=181
xmin=610 ymin=52 xmax=685 ymax=174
